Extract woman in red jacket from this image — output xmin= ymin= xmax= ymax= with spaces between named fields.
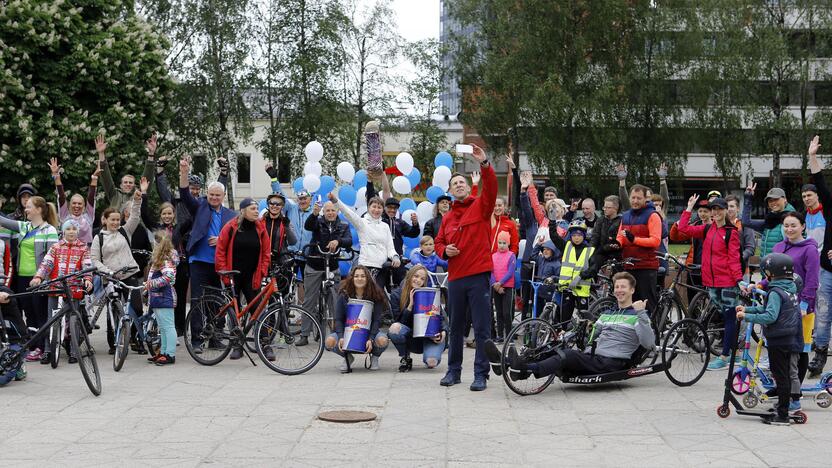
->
xmin=676 ymin=196 xmax=743 ymax=371
xmin=490 ymin=196 xmax=519 ymax=255
xmin=215 ymin=198 xmax=272 ymax=354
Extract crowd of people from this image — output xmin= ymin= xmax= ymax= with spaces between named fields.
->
xmin=1 ymin=134 xmax=831 ymax=425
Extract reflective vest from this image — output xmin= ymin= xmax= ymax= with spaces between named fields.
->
xmin=558 ymin=242 xmax=594 ymax=297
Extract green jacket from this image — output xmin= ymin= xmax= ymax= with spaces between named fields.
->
xmin=100 ymin=156 xmax=155 ymax=210
xmin=741 ymin=192 xmax=795 ymax=257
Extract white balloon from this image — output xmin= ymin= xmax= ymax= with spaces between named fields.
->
xmin=354 ymin=187 xmax=367 ymax=207
xmin=302 ymin=174 xmax=321 ymax=193
xmin=303 ymin=161 xmax=322 ymax=177
xmin=433 ymin=166 xmax=452 ymax=183
xmin=401 ymin=209 xmax=416 ymax=221
xmin=305 ymin=141 xmax=324 ymax=162
xmin=432 ymin=177 xmax=449 ymax=192
xmin=392 ymin=176 xmax=412 ymax=194
xmin=336 ymin=162 xmax=355 ymax=182
xmin=395 ymin=152 xmax=414 ymax=175
xmin=416 ymin=201 xmax=434 ymax=225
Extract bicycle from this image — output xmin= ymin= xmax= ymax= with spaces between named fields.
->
xmin=652 ymin=252 xmax=711 ymax=342
xmin=1 ymin=267 xmax=102 ymax=396
xmin=184 ymin=266 xmax=324 ymax=375
xmin=95 ymin=270 xmax=159 ymax=371
xmin=301 ymin=245 xmax=356 ymax=341
xmin=585 ymin=257 xmax=638 ymax=317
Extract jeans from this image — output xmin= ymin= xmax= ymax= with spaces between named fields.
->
xmin=708 ymin=287 xmax=739 ymax=357
xmin=388 ymin=324 xmax=445 ymax=366
xmin=447 ymin=273 xmax=492 ymax=379
xmin=154 ymin=307 xmax=176 ymax=357
xmin=814 ymin=269 xmax=832 ymax=348
xmin=302 ymin=266 xmax=339 ymax=338
xmin=326 ymin=331 xmax=388 ymax=357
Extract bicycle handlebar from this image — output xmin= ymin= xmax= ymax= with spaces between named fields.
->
xmin=27 ymin=266 xmax=98 ymax=291
xmin=301 ymin=244 xmax=356 ymax=262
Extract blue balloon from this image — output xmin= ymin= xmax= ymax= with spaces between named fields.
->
xmin=339 ymin=261 xmax=352 ymax=277
xmin=406 ymin=168 xmax=421 ymax=187
xmin=435 ymin=151 xmax=453 ymax=168
xmin=404 ymin=234 xmax=420 ymax=249
xmin=350 ymin=226 xmax=359 ymax=246
xmin=353 ymin=169 xmax=368 ymax=190
xmin=338 ymin=185 xmax=357 ymax=206
xmin=426 ymin=185 xmax=445 ymax=204
xmin=319 ymin=175 xmax=336 ymax=195
xmin=399 ymin=197 xmax=417 ymax=213
xmin=293 ymin=177 xmax=305 ymax=194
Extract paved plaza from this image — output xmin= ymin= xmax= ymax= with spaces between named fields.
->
xmin=1 ymin=330 xmax=830 ymax=467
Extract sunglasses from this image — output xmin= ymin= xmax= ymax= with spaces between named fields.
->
xmin=269 ymin=201 xmax=284 ymax=207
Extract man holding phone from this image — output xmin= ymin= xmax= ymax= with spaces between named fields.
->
xmin=435 ymin=144 xmax=497 ymax=391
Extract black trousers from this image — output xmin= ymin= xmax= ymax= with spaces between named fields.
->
xmin=173 ymin=260 xmax=189 ymax=337
xmin=559 ymin=293 xmax=589 ymax=326
xmin=630 ymin=269 xmax=658 ymax=316
xmin=493 ymin=289 xmax=514 ymax=338
xmin=768 ymin=346 xmax=799 ymax=419
xmin=0 ymin=285 xmax=27 ymax=344
xmin=14 ymin=276 xmax=47 ymax=351
xmin=535 ymin=349 xmax=629 ymax=378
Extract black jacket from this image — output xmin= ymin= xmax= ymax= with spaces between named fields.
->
xmin=423 ymin=215 xmax=442 ymax=239
xmin=303 ymin=215 xmax=353 ymax=271
xmin=584 ymin=213 xmax=622 ymax=278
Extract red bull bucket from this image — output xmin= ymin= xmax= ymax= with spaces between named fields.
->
xmin=343 ymin=299 xmax=373 ymax=353
xmin=412 ymin=287 xmax=443 ymax=338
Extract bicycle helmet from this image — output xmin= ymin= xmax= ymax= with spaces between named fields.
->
xmin=188 ymin=174 xmax=204 ymax=187
xmin=760 ymin=253 xmax=794 ymax=280
xmin=567 ymin=219 xmax=587 ymax=234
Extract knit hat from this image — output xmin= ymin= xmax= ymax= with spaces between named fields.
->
xmin=61 ymin=219 xmax=80 ymax=231
xmin=239 ymin=197 xmax=256 ymax=210
xmin=16 ymin=184 xmax=36 ymax=201
xmin=497 ymin=231 xmax=511 ymax=244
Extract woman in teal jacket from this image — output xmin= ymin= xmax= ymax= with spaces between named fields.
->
xmin=741 ymin=183 xmax=795 ymax=257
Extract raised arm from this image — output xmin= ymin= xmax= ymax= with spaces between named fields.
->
xmin=616 ymin=164 xmax=630 ymax=211
xmin=96 ymin=135 xmax=118 ymax=205
xmin=156 ymin=171 xmax=173 ymax=204
xmin=472 ymin=145 xmax=497 ymax=220
xmin=675 ymin=196 xmax=707 ymax=239
xmin=87 ymin=163 xmax=100 ymax=216
xmin=178 ymin=157 xmax=199 ymax=215
xmin=741 ymin=183 xmax=765 ymax=232
xmin=48 ymin=158 xmax=66 ymax=208
xmin=808 ymin=136 xmax=832 ymax=213
xmin=527 ymin=183 xmax=546 ymax=227
xmin=123 ymin=190 xmax=143 ymax=236
xmin=141 ymin=134 xmax=157 ymax=196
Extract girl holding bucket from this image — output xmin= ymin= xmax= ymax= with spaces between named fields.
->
xmin=326 ymin=265 xmax=390 ymax=372
xmin=389 ymin=265 xmax=447 ymax=372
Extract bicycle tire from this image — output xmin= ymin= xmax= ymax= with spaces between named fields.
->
xmin=144 ymin=316 xmax=160 ymax=357
xmin=113 ymin=316 xmax=130 ymax=372
xmin=70 ymin=313 xmax=101 ymax=396
xmin=255 ymin=304 xmax=324 ymax=375
xmin=700 ymin=305 xmax=724 ymax=356
xmin=500 ymin=318 xmax=558 ymax=396
xmin=687 ymin=291 xmax=711 ymax=320
xmin=655 ymin=294 xmax=685 ymax=341
xmin=49 ymin=317 xmax=62 ymax=369
xmin=184 ymin=295 xmax=235 ymax=366
xmin=662 ymin=318 xmax=709 ymax=387
xmin=587 ymin=296 xmax=617 ymax=318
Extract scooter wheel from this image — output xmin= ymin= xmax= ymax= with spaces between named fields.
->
xmin=716 ymin=404 xmax=731 ymax=418
xmin=792 ymin=410 xmax=808 ymax=424
xmin=731 ymin=372 xmax=750 ymax=395
xmin=743 ymin=393 xmax=759 ymax=408
xmin=814 ymin=392 xmax=832 ymax=409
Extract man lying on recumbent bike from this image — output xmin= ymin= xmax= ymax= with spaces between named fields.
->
xmin=485 ymin=272 xmax=654 ymax=380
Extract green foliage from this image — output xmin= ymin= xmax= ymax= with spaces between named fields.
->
xmin=0 ymin=0 xmax=174 ymax=196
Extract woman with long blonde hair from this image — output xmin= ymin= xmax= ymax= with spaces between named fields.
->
xmin=388 ymin=265 xmax=447 ymax=372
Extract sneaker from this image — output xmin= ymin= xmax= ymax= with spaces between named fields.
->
xmin=68 ymin=354 xmax=78 ymax=364
xmin=107 ymin=347 xmax=115 ymax=355
xmin=369 ymin=355 xmax=380 ymax=371
xmin=25 ymin=348 xmax=43 ymax=362
xmin=339 ymin=354 xmax=355 ymax=373
xmin=155 ymin=354 xmax=175 ymax=366
xmin=263 ymin=346 xmax=276 ymax=362
xmin=230 ymin=347 xmax=243 ymax=360
xmin=14 ymin=364 xmax=27 ymax=381
xmin=763 ymin=414 xmax=790 ymax=426
xmin=147 ymin=354 xmax=162 ymax=363
xmin=757 ymin=356 xmax=770 ymax=369
xmin=707 ymin=356 xmax=729 ymax=371
xmin=296 ymin=336 xmax=309 ymax=347
xmin=398 ymin=356 xmax=413 ymax=373
xmin=789 ymin=400 xmax=802 ymax=411
xmin=39 ymin=352 xmax=51 ymax=365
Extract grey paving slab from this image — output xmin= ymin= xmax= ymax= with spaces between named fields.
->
xmin=2 ymin=328 xmax=831 ymax=467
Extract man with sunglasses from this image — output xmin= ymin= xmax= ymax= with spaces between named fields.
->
xmin=262 ymin=193 xmax=298 ymax=264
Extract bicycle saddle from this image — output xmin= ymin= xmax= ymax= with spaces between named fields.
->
xmin=216 ymin=270 xmax=240 ymax=277
xmin=688 ymin=264 xmax=701 ymax=271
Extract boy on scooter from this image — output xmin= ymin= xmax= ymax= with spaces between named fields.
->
xmin=736 ymin=253 xmax=804 ymax=426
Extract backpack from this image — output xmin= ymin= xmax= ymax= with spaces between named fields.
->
xmin=97 ymin=227 xmax=131 ymax=254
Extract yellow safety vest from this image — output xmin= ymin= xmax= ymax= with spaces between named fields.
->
xmin=558 ymin=242 xmax=595 ymax=297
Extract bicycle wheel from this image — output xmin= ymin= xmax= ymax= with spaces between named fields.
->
xmin=587 ymin=296 xmax=616 ymax=318
xmin=500 ymin=318 xmax=559 ymax=396
xmin=687 ymin=291 xmax=711 ymax=320
xmin=655 ymin=295 xmax=685 ymax=341
xmin=256 ymin=304 xmax=324 ymax=375
xmin=662 ymin=318 xmax=709 ymax=387
xmin=49 ymin=316 xmax=62 ymax=368
xmin=701 ymin=305 xmax=725 ymax=356
xmin=113 ymin=316 xmax=130 ymax=372
xmin=69 ymin=313 xmax=101 ymax=396
xmin=184 ymin=295 xmax=234 ymax=365
xmin=144 ymin=317 xmax=160 ymax=357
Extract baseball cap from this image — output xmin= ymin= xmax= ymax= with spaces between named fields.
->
xmin=696 ymin=199 xmax=710 ymax=209
xmin=765 ymin=188 xmax=786 ymax=201
xmin=437 ymin=194 xmax=452 ymax=203
xmin=385 ymin=197 xmax=400 ymax=207
xmin=708 ymin=198 xmax=728 ymax=209
xmin=239 ymin=197 xmax=256 ymax=210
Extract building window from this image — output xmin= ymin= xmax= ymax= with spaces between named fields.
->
xmin=237 ymin=153 xmax=251 ymax=183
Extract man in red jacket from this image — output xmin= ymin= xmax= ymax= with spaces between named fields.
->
xmin=435 ymin=144 xmax=497 ymax=391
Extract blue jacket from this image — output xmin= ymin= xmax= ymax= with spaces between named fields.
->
xmin=178 ymin=187 xmax=236 ymax=256
xmin=532 ymin=240 xmax=561 ymax=301
xmin=270 ymin=180 xmax=314 ymax=252
xmin=409 ymin=249 xmax=448 ymax=273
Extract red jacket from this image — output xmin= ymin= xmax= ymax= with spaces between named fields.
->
xmin=435 ymin=163 xmax=497 ymax=281
xmin=490 ymin=215 xmax=519 ymax=255
xmin=675 ymin=211 xmax=742 ymax=288
xmin=215 ymin=218 xmax=271 ymax=290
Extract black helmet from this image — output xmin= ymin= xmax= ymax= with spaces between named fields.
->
xmin=760 ymin=253 xmax=794 ymax=280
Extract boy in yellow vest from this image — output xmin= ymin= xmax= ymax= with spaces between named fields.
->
xmin=547 ymin=219 xmax=595 ymax=325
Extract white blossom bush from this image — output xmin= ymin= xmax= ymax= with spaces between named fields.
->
xmin=0 ymin=0 xmax=174 ymax=194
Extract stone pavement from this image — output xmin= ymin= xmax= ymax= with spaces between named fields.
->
xmin=1 ymin=332 xmax=830 ymax=467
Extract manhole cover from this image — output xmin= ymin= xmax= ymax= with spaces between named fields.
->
xmin=318 ymin=410 xmax=377 ymax=423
